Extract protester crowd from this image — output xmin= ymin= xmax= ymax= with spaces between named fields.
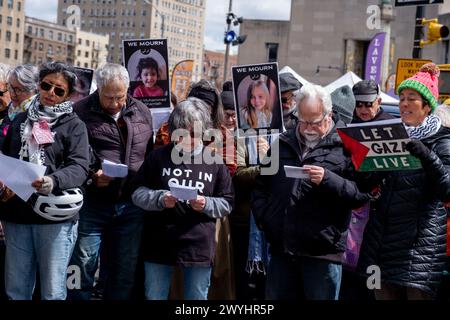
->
xmin=0 ymin=60 xmax=448 ymax=301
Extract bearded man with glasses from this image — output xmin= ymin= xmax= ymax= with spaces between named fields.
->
xmin=252 ymin=83 xmax=374 ymax=300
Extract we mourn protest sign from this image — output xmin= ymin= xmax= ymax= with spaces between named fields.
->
xmin=337 ymin=119 xmax=422 ymax=171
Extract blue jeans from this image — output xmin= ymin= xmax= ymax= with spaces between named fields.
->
xmin=68 ymin=200 xmax=144 ymax=300
xmin=266 ymin=254 xmax=342 ymax=300
xmin=144 ymin=262 xmax=212 ymax=300
xmin=3 ymin=221 xmax=77 ymax=300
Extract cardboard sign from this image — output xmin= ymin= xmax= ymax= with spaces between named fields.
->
xmin=395 ymin=58 xmax=432 ymax=93
xmin=122 ymin=39 xmax=170 ymax=108
xmin=72 ymin=67 xmax=94 ymax=103
xmin=232 ymin=62 xmax=283 ymax=137
xmin=337 ymin=119 xmax=422 ymax=172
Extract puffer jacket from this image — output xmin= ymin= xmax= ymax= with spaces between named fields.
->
xmin=73 ymin=91 xmax=153 ymax=202
xmin=251 ymin=120 xmax=371 ymax=258
xmin=357 ymin=126 xmax=450 ymax=297
xmin=0 ymin=111 xmax=90 ymax=224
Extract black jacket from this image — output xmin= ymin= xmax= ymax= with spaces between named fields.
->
xmin=74 ymin=91 xmax=153 ymax=203
xmin=251 ymin=121 xmax=370 ymax=258
xmin=0 ymin=111 xmax=90 ymax=224
xmin=357 ymin=127 xmax=450 ymax=296
xmin=351 ymin=107 xmax=394 ymax=124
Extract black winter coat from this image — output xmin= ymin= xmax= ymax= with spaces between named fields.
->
xmin=0 ymin=111 xmax=90 ymax=224
xmin=74 ymin=91 xmax=153 ymax=202
xmin=252 ymin=121 xmax=370 ymax=258
xmin=357 ymin=127 xmax=450 ymax=297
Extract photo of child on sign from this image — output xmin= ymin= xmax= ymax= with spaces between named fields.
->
xmin=232 ymin=62 xmax=283 ymax=137
xmin=122 ymin=38 xmax=170 ymax=108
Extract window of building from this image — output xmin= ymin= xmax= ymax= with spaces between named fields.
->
xmin=17 ymin=1 xmax=21 ymax=11
xmin=6 ymin=31 xmax=11 ymax=41
xmin=38 ymin=43 xmax=43 ymax=51
xmin=84 ymin=63 xmax=88 ymax=68
xmin=27 ymin=26 xmax=32 ymax=34
xmin=7 ymin=0 xmax=13 ymax=9
xmin=85 ymin=51 xmax=89 ymax=58
xmin=86 ymin=39 xmax=90 ymax=46
xmin=6 ymin=16 xmax=12 ymax=26
xmin=14 ymin=49 xmax=17 ymax=60
xmin=16 ymin=18 xmax=19 ymax=27
xmin=39 ymin=28 xmax=44 ymax=37
xmin=77 ymin=50 xmax=81 ymax=56
xmin=5 ymin=48 xmax=10 ymax=58
xmin=78 ymin=38 xmax=82 ymax=45
xmin=266 ymin=43 xmax=279 ymax=62
xmin=49 ymin=30 xmax=53 ymax=40
xmin=15 ymin=32 xmax=18 ymax=43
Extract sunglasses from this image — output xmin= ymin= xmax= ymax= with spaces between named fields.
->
xmin=0 ymin=89 xmax=8 ymax=97
xmin=40 ymin=81 xmax=66 ymax=97
xmin=355 ymin=101 xmax=375 ymax=108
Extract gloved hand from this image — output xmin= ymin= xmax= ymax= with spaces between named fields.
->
xmin=405 ymin=139 xmax=431 ymax=161
xmin=32 ymin=176 xmax=54 ymax=195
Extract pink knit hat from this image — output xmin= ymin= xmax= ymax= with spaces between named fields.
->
xmin=397 ymin=63 xmax=440 ymax=112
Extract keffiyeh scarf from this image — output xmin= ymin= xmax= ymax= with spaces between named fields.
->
xmin=19 ymin=94 xmax=72 ymax=165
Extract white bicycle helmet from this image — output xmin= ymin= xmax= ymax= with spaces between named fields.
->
xmin=32 ymin=188 xmax=84 ymax=221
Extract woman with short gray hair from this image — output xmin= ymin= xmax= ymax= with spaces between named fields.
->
xmin=131 ymin=96 xmax=234 ymax=300
xmin=0 ymin=65 xmax=38 ymax=149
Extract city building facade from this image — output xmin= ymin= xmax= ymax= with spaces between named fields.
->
xmin=238 ymin=0 xmax=444 ymax=87
xmin=24 ymin=17 xmax=75 ymax=66
xmin=0 ymin=0 xmax=25 ymax=65
xmin=57 ymin=0 xmax=206 ymax=80
xmin=203 ymin=49 xmax=237 ymax=88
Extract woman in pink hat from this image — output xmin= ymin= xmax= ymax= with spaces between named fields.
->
xmin=358 ymin=63 xmax=450 ymax=300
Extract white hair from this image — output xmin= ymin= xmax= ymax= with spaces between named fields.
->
xmin=435 ymin=104 xmax=450 ymax=128
xmin=95 ymin=63 xmax=130 ymax=90
xmin=296 ymin=83 xmax=333 ymax=115
xmin=0 ymin=63 xmax=12 ymax=83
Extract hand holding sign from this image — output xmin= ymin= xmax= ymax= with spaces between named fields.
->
xmin=405 ymin=139 xmax=431 ymax=161
xmin=189 ymin=195 xmax=206 ymax=212
xmin=163 ymin=191 xmax=178 ymax=209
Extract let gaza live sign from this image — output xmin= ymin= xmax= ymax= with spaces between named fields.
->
xmin=337 ymin=119 xmax=421 ymax=172
xmin=395 ymin=0 xmax=443 ymax=6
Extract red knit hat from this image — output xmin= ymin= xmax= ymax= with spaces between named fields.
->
xmin=397 ymin=63 xmax=440 ymax=112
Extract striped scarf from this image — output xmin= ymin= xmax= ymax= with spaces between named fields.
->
xmin=404 ymin=114 xmax=441 ymax=140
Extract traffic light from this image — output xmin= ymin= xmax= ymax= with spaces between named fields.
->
xmin=420 ymin=18 xmax=449 ymax=48
xmin=224 ymin=12 xmax=247 ymax=46
xmin=224 ymin=30 xmax=236 ymax=44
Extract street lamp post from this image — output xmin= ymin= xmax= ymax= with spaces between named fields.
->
xmin=223 ymin=0 xmax=233 ymax=83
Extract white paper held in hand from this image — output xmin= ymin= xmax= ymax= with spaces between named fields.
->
xmin=101 ymin=159 xmax=128 ymax=178
xmin=0 ymin=153 xmax=47 ymax=201
xmin=168 ymin=181 xmax=198 ymax=201
xmin=284 ymin=165 xmax=310 ymax=179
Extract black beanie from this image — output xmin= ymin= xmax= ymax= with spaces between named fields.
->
xmin=188 ymin=86 xmax=217 ymax=109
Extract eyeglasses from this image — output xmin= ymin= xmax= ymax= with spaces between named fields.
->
xmin=40 ymin=81 xmax=66 ymax=97
xmin=298 ymin=114 xmax=328 ymax=128
xmin=225 ymin=112 xmax=236 ymax=119
xmin=101 ymin=93 xmax=127 ymax=103
xmin=0 ymin=88 xmax=8 ymax=97
xmin=8 ymin=84 xmax=28 ymax=96
xmin=356 ymin=101 xmax=375 ymax=108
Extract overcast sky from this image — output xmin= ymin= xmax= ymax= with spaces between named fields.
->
xmin=24 ymin=0 xmax=291 ymax=52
